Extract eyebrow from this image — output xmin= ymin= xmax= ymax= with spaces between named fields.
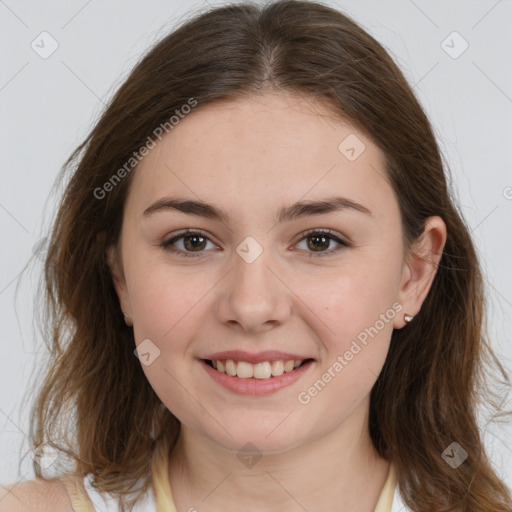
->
xmin=142 ymin=195 xmax=373 ymax=223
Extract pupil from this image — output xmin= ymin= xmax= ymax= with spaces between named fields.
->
xmin=185 ymin=235 xmax=206 ymax=251
xmin=309 ymin=235 xmax=328 ymax=251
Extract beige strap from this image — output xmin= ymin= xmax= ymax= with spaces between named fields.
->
xmin=151 ymin=437 xmax=176 ymax=512
xmin=374 ymin=462 xmax=397 ymax=512
xmin=59 ymin=475 xmax=96 ymax=512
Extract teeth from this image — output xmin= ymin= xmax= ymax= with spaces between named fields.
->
xmin=270 ymin=360 xmax=284 ymax=376
xmin=211 ymin=359 xmax=307 ymax=379
xmin=236 ymin=361 xmax=253 ymax=378
xmin=254 ymin=362 xmax=272 ymax=379
xmin=284 ymin=360 xmax=295 ymax=372
xmin=225 ymin=359 xmax=237 ymax=376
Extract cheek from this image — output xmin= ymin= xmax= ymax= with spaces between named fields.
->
xmin=124 ymin=241 xmax=206 ymax=333
xmin=294 ymin=264 xmax=399 ymax=418
xmin=128 ymin=273 xmax=208 ymax=417
xmin=297 ymin=257 xmax=401 ymax=351
xmin=130 ymin=274 xmax=203 ymax=348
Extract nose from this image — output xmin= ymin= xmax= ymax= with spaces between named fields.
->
xmin=214 ymin=244 xmax=292 ymax=333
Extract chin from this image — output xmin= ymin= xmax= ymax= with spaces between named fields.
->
xmin=205 ymin=420 xmax=307 ymax=455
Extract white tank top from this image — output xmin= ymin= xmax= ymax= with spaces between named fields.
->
xmin=83 ymin=473 xmax=157 ymax=511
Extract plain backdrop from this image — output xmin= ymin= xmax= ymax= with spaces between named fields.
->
xmin=1 ymin=0 xmax=511 ymax=493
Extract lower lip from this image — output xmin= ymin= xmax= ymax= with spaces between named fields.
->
xmin=200 ymin=359 xmax=315 ymax=396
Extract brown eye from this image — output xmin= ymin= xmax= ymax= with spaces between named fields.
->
xmin=295 ymin=229 xmax=349 ymax=257
xmin=161 ymin=228 xmax=349 ymax=259
xmin=306 ymin=233 xmax=331 ymax=252
xmin=161 ymin=230 xmax=216 ymax=257
xmin=182 ymin=234 xmax=207 ymax=251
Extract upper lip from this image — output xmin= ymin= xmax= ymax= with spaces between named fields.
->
xmin=203 ymin=350 xmax=314 ymax=364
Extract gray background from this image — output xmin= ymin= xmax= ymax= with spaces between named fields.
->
xmin=1 ymin=0 xmax=511 ymax=493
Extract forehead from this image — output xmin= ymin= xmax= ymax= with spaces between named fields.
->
xmin=127 ymin=92 xmax=394 ymax=219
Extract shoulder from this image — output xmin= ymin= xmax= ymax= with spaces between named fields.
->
xmin=0 ymin=478 xmax=73 ymax=512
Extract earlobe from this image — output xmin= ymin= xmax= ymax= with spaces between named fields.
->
xmin=395 ymin=216 xmax=447 ymax=329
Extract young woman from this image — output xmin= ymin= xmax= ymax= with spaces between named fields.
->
xmin=1 ymin=1 xmax=510 ymax=511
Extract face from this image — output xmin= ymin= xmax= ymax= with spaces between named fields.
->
xmin=109 ymin=92 xmax=416 ymax=454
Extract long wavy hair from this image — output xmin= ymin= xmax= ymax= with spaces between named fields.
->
xmin=24 ymin=1 xmax=511 ymax=510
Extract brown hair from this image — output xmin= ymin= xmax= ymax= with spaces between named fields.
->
xmin=24 ymin=1 xmax=511 ymax=510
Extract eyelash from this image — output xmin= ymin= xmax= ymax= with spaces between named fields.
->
xmin=160 ymin=228 xmax=350 ymax=258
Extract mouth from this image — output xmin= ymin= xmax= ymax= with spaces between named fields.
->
xmin=202 ymin=358 xmax=315 ymax=379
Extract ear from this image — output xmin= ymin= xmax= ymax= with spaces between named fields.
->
xmin=106 ymin=244 xmax=132 ymax=318
xmin=394 ymin=216 xmax=447 ymax=329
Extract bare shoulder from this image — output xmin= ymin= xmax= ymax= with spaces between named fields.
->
xmin=0 ymin=478 xmax=73 ymax=512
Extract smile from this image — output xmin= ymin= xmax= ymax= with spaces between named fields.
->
xmin=200 ymin=358 xmax=315 ymax=396
xmin=204 ymin=358 xmax=313 ymax=379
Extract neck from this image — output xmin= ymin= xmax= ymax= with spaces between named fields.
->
xmin=167 ymin=397 xmax=390 ymax=512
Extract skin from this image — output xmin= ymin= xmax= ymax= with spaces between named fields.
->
xmin=108 ymin=91 xmax=447 ymax=512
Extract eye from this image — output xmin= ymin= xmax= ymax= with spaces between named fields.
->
xmin=293 ymin=229 xmax=349 ymax=257
xmin=161 ymin=229 xmax=350 ymax=258
xmin=161 ymin=229 xmax=216 ymax=258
